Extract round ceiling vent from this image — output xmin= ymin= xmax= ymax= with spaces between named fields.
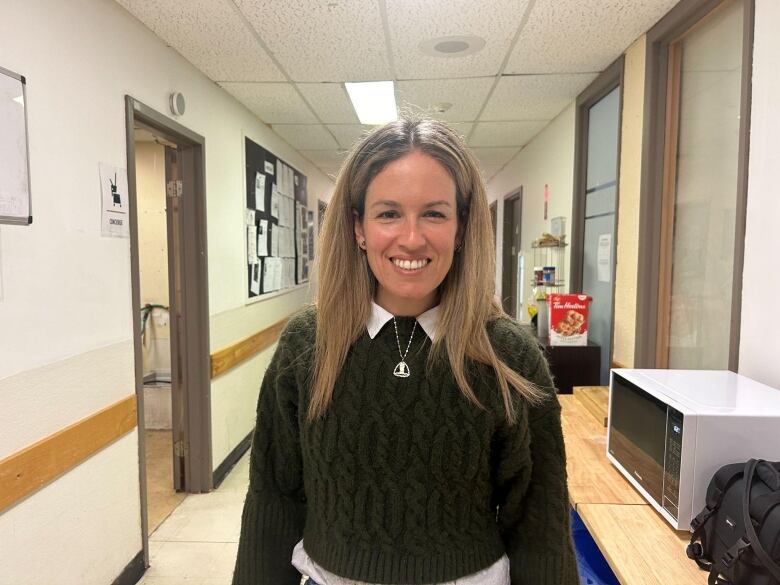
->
xmin=419 ymin=35 xmax=486 ymax=58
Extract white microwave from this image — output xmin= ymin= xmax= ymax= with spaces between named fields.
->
xmin=606 ymin=369 xmax=780 ymax=530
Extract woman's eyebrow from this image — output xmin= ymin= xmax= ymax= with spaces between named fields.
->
xmin=370 ymin=199 xmax=453 ymax=209
xmin=370 ymin=199 xmax=400 ymax=209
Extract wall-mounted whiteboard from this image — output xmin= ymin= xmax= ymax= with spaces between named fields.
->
xmin=0 ymin=66 xmax=32 ymax=225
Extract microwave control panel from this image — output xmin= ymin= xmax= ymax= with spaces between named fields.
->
xmin=662 ymin=407 xmax=684 ymax=520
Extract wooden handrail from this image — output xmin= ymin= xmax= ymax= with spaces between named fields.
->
xmin=0 ymin=395 xmax=137 ymax=514
xmin=210 ymin=317 xmax=289 ymax=379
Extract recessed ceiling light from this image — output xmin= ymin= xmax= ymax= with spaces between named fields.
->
xmin=344 ymin=81 xmax=398 ymax=125
xmin=419 ymin=35 xmax=486 ymax=58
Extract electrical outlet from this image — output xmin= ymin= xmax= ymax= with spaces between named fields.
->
xmin=154 ymin=309 xmax=169 ymax=327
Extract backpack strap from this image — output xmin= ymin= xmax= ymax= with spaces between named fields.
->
xmin=689 ymin=465 xmax=746 ymax=571
xmin=741 ymin=459 xmax=780 ymax=581
xmin=749 ymin=490 xmax=780 ymax=527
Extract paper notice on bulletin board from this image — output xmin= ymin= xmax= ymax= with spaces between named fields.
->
xmin=597 ymin=233 xmax=612 ymax=282
xmin=254 ymin=172 xmax=266 ymax=212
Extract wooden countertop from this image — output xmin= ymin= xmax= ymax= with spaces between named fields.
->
xmin=559 ymin=394 xmax=705 ymax=584
xmin=561 ymin=394 xmax=645 ymax=506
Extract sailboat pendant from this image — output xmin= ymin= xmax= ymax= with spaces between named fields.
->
xmin=393 ymin=361 xmax=411 ymax=378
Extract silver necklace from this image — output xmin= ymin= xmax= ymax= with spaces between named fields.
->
xmin=392 ymin=317 xmax=417 ymax=378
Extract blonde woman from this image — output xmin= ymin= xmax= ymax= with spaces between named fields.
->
xmin=232 ymin=118 xmax=578 ymax=585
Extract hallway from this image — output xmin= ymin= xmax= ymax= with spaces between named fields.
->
xmin=138 ymin=454 xmax=250 ymax=585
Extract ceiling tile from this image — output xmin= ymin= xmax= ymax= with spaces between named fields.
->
xmin=271 ymin=125 xmax=339 ymax=150
xmin=218 ymin=83 xmax=318 ymax=124
xmin=319 ymin=167 xmax=344 ymax=180
xmin=116 ymin=0 xmax=285 ymax=81
xmin=507 ymin=0 xmax=680 ymax=74
xmin=234 ymin=0 xmax=392 ymax=82
xmin=471 ymin=147 xmax=520 ymax=168
xmin=480 ymin=165 xmax=504 ymax=182
xmin=300 ymin=150 xmax=349 ymax=168
xmin=396 ymin=78 xmax=494 ymax=122
xmin=480 ymin=74 xmax=596 ymax=121
xmin=468 ymin=120 xmax=547 ymax=147
xmin=386 ymin=0 xmax=532 ymax=79
xmin=326 ymin=125 xmax=376 ymax=150
xmin=447 ymin=122 xmax=474 ymax=142
xmin=297 ymin=84 xmax=360 ymax=124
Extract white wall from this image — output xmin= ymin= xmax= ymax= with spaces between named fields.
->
xmin=738 ymin=0 xmax=780 ymax=389
xmin=0 ymin=0 xmax=332 ymax=582
xmin=488 ymin=103 xmax=576 ymax=322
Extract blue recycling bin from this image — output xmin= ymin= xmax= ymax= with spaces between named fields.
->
xmin=571 ymin=508 xmax=620 ymax=585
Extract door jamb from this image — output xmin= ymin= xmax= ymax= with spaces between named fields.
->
xmin=125 ymin=96 xmax=211 ymax=566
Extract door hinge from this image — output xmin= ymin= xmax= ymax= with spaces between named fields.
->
xmin=174 ymin=439 xmax=189 ymax=457
xmin=166 ymin=180 xmax=183 ymax=198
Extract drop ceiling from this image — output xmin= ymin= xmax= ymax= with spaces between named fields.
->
xmin=117 ymin=0 xmax=680 ymax=181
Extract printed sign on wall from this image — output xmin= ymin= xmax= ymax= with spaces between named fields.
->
xmin=99 ymin=162 xmax=129 ymax=238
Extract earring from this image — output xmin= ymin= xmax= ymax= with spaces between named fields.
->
xmin=359 ymin=238 xmax=366 ymax=249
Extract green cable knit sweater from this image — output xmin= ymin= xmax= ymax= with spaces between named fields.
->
xmin=232 ymin=305 xmax=578 ymax=585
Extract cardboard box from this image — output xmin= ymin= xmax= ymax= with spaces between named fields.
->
xmin=549 ymin=294 xmax=591 ymax=346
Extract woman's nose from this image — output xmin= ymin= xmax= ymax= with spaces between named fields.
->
xmin=399 ymin=218 xmax=425 ymax=248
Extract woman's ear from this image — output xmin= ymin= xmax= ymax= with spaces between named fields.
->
xmin=353 ymin=209 xmax=365 ymax=245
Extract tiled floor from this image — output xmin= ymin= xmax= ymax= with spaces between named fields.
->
xmin=145 ymin=429 xmax=187 ymax=535
xmin=137 ymin=451 xmax=252 ymax=585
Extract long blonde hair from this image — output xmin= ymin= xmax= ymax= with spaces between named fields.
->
xmin=311 ymin=117 xmax=543 ymax=424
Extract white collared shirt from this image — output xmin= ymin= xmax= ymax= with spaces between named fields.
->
xmin=366 ymin=301 xmax=440 ymax=341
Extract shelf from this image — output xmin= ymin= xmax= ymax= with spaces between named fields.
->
xmin=531 ymin=242 xmax=568 ymax=249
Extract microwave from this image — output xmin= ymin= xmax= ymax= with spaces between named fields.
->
xmin=606 ymin=369 xmax=780 ymax=530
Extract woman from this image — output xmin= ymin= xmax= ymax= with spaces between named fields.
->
xmin=232 ymin=118 xmax=578 ymax=585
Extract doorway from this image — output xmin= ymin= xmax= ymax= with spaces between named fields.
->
xmin=133 ymin=126 xmax=186 ymax=536
xmin=572 ymin=58 xmax=623 ymax=384
xmin=125 ymin=97 xmax=211 ymax=566
xmin=501 ymin=189 xmax=522 ymax=318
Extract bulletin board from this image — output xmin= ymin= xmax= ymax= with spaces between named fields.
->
xmin=245 ymin=137 xmax=312 ymax=299
xmin=0 ymin=65 xmax=32 ymax=225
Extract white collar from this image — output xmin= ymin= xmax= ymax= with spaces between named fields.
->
xmin=367 ymin=301 xmax=440 ymax=341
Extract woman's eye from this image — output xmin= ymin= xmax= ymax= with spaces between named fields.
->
xmin=425 ymin=211 xmax=446 ymax=218
xmin=378 ymin=210 xmax=399 ymax=218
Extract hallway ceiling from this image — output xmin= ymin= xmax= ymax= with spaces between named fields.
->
xmin=116 ymin=0 xmax=679 ymax=181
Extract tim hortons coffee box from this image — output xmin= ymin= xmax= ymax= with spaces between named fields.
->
xmin=548 ymin=294 xmax=591 ymax=346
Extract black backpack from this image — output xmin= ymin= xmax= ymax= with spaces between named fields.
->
xmin=687 ymin=459 xmax=780 ymax=585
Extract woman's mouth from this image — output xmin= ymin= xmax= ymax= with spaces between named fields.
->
xmin=390 ymin=257 xmax=430 ymax=272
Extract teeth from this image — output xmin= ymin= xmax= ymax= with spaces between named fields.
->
xmin=394 ymin=258 xmax=428 ymax=270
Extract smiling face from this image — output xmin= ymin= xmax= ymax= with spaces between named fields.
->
xmin=354 ymin=150 xmax=460 ymax=316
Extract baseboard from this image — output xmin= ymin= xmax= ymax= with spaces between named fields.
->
xmin=213 ymin=431 xmax=253 ymax=489
xmin=112 ymin=550 xmax=145 ymax=585
xmin=143 ymin=371 xmax=171 ymax=384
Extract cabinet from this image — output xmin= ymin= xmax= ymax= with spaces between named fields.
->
xmin=540 ymin=339 xmax=601 ymax=394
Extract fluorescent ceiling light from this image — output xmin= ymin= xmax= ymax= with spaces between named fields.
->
xmin=345 ymin=81 xmax=397 ymax=125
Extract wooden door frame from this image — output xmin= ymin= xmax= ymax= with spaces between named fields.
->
xmin=125 ymin=96 xmax=212 ymax=567
xmin=634 ymin=0 xmax=754 ymax=369
xmin=501 ymin=188 xmax=522 ymax=316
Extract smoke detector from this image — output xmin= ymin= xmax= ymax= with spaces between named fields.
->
xmin=419 ymin=35 xmax=486 ymax=58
